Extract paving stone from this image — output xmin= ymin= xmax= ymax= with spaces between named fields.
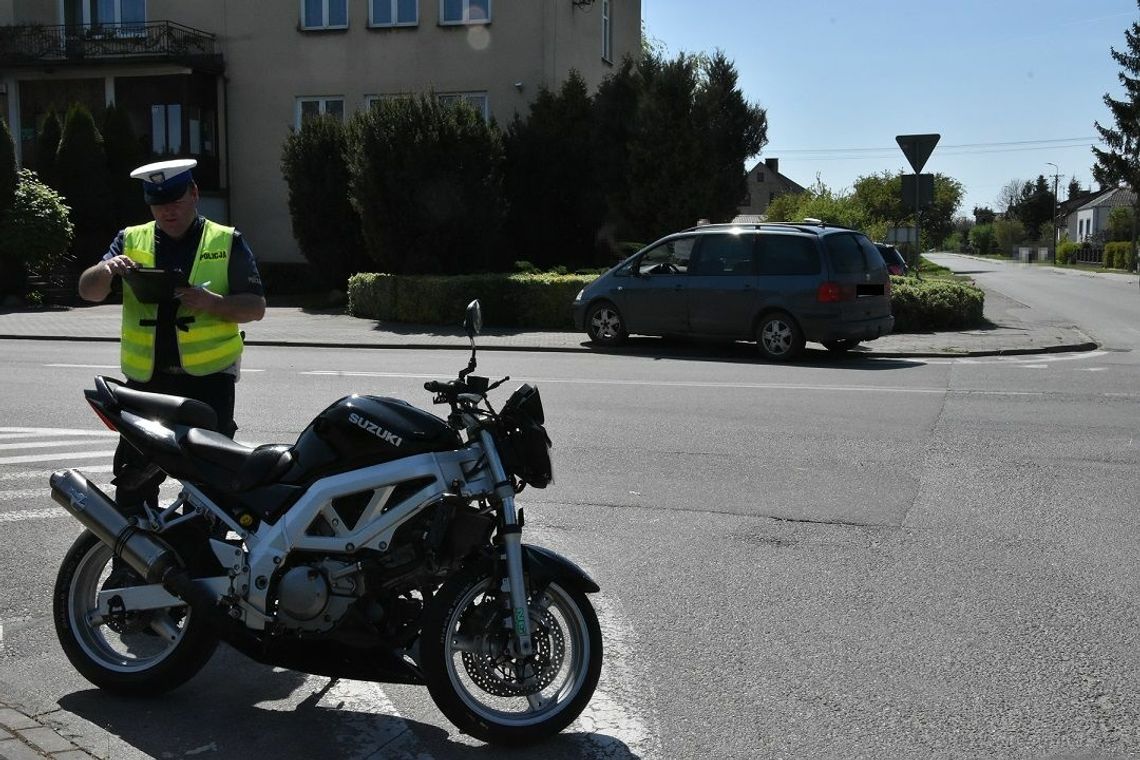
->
xmin=49 ymin=752 xmax=90 ymax=759
xmin=0 ymin=711 xmax=37 ymax=732
xmin=14 ymin=728 xmax=72 ymax=755
xmin=0 ymin=737 xmax=45 ymax=760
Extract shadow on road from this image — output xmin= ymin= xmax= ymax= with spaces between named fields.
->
xmin=579 ymin=336 xmax=926 ymax=370
xmin=58 ymin=646 xmax=640 ymax=759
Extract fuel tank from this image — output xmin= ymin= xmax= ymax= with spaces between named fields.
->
xmin=284 ymin=395 xmax=460 ymax=483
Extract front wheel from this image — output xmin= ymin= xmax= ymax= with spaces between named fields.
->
xmin=53 ymin=530 xmax=217 ymax=696
xmin=420 ymin=562 xmax=603 ymax=745
xmin=585 ymin=301 xmax=628 ymax=346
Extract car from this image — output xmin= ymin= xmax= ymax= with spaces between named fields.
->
xmin=875 ymin=243 xmax=908 ymax=276
xmin=571 ymin=221 xmax=894 ymax=361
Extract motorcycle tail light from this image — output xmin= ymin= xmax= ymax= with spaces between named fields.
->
xmin=88 ymin=400 xmax=118 ymax=431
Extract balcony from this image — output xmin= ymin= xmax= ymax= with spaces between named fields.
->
xmin=0 ymin=21 xmax=223 ymax=73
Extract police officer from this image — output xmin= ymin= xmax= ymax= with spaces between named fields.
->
xmin=78 ymin=158 xmax=266 ymax=514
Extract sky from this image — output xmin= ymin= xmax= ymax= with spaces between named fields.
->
xmin=640 ymin=0 xmax=1137 ymax=215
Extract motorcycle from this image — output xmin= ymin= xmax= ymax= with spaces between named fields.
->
xmin=48 ymin=300 xmax=603 ymax=745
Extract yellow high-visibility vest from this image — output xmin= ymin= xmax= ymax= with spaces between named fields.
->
xmin=120 ymin=220 xmax=243 ymax=381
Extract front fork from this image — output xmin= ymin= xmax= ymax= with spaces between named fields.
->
xmin=478 ymin=429 xmax=534 ymax=658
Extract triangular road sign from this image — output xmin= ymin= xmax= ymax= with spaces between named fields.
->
xmin=896 ymin=133 xmax=940 ymax=174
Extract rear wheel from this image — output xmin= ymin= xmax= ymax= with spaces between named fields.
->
xmin=420 ymin=562 xmax=603 ymax=745
xmin=585 ymin=301 xmax=627 ymax=346
xmin=756 ymin=312 xmax=805 ymax=361
xmin=822 ymin=339 xmax=860 ymax=353
xmin=53 ymin=530 xmax=217 ymax=696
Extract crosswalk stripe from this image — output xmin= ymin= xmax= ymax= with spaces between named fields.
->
xmin=0 ymin=465 xmax=115 ymax=481
xmin=0 ymin=450 xmax=117 ymax=465
xmin=0 ymin=427 xmax=118 ymax=438
xmin=0 ymin=440 xmax=118 ymax=451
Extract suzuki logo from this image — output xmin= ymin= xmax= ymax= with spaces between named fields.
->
xmin=348 ymin=412 xmax=403 ymax=447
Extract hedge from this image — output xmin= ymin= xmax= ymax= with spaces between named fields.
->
xmin=889 ymin=277 xmax=985 ymax=333
xmin=1103 ymin=241 xmax=1136 ymax=271
xmin=349 ymin=271 xmax=986 ymax=335
xmin=348 ymin=272 xmax=594 ymax=329
xmin=1056 ymin=241 xmax=1080 ymax=265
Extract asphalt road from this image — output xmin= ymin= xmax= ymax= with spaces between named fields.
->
xmin=0 ymin=256 xmax=1138 ymax=759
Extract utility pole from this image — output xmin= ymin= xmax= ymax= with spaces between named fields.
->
xmin=1047 ymin=162 xmax=1060 ymax=262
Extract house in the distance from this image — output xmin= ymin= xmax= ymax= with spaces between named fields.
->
xmin=1067 ymin=187 xmax=1136 ymax=243
xmin=736 ymin=157 xmax=806 ymax=218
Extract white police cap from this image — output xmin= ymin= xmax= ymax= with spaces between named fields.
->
xmin=130 ymin=159 xmax=198 ymax=204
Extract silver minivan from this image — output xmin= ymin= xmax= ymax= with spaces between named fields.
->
xmin=571 ymin=222 xmax=894 ymax=361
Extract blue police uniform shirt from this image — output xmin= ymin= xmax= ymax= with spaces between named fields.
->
xmin=103 ymin=216 xmax=264 ymax=373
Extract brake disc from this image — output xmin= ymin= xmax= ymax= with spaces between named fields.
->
xmin=460 ymin=604 xmax=566 ymax=698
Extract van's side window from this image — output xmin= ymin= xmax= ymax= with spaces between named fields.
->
xmin=637 ymin=237 xmax=695 ymax=275
xmin=689 ymin=234 xmax=756 ymax=276
xmin=824 ymin=233 xmax=867 ymax=274
xmin=758 ymin=234 xmax=821 ymax=275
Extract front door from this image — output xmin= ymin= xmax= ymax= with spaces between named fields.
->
xmin=617 ymin=236 xmax=695 ymax=336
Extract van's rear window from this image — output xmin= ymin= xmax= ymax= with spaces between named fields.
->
xmin=825 ymin=234 xmax=866 ymax=274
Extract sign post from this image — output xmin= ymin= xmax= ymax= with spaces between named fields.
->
xmin=896 ymin=133 xmax=940 ymax=274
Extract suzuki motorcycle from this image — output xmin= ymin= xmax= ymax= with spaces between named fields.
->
xmin=49 ymin=300 xmax=602 ymax=745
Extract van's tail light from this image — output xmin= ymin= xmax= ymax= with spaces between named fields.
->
xmin=816 ymin=282 xmax=855 ymax=303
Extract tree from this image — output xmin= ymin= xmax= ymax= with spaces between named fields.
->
xmin=1107 ymin=205 xmax=1134 ymax=242
xmin=1012 ymin=175 xmax=1054 ymax=240
xmin=973 ymin=206 xmax=996 ymax=225
xmin=0 ymin=169 xmax=74 ymax=297
xmin=503 ymin=71 xmax=606 ymax=269
xmin=970 ymin=223 xmax=996 ymax=254
xmin=1067 ymin=178 xmax=1082 ymax=200
xmin=35 ymin=110 xmax=62 ymax=189
xmin=0 ymin=118 xmax=17 ymax=215
xmin=994 ymin=217 xmax=1027 ymax=254
xmin=591 ymin=58 xmax=642 ymax=245
xmin=996 ymin=178 xmax=1026 ymax=214
xmin=692 ymin=51 xmax=767 ymax=222
xmin=346 ymin=94 xmax=506 ymax=274
xmin=281 ymin=114 xmax=371 ymax=290
xmin=55 ymin=103 xmax=112 ymax=268
xmin=1093 ymin=2 xmax=1140 ymax=260
xmin=101 ymin=102 xmax=148 ymax=230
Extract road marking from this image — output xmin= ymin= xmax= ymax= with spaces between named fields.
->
xmin=0 ymin=439 xmax=119 ymax=451
xmin=1 ymin=465 xmax=114 ymax=481
xmin=0 ymin=427 xmax=118 ymax=438
xmin=44 ymin=364 xmax=120 ymax=369
xmin=0 ymin=450 xmax=116 ymax=466
xmin=0 ymin=507 xmax=67 ymax=522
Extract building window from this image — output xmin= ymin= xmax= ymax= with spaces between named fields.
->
xmin=440 ymin=0 xmax=490 ymax=25
xmin=301 ymin=0 xmax=348 ymax=29
xmin=602 ymin=0 xmax=613 ymax=62
xmin=66 ymin=0 xmax=145 ymax=27
xmin=371 ymin=0 xmax=417 ymax=26
xmin=437 ymin=92 xmax=488 ymax=120
xmin=295 ymin=97 xmax=345 ymax=128
xmin=150 ymin=104 xmax=182 ymax=155
xmin=756 ymin=170 xmax=765 ymax=182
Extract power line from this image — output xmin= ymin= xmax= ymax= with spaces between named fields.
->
xmin=766 ymin=137 xmax=1103 ymax=156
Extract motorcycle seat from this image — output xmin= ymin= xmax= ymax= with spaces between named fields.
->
xmin=102 ymin=379 xmax=218 ymax=431
xmin=181 ymin=428 xmax=295 ymax=492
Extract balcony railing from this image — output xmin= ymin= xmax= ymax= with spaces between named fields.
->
xmin=0 ymin=21 xmax=222 ymax=72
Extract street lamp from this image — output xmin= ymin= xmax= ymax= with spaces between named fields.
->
xmin=1046 ymin=162 xmax=1060 ymax=262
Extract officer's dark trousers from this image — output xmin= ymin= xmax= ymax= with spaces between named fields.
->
xmin=112 ymin=371 xmax=237 ymax=515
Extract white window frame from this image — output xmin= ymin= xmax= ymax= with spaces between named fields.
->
xmin=437 ymin=91 xmax=489 ymax=121
xmin=295 ymin=96 xmax=346 ymax=128
xmin=370 ymin=0 xmax=418 ymax=27
xmin=300 ymin=0 xmax=349 ymax=30
xmin=439 ymin=0 xmax=491 ymax=26
xmin=601 ymin=0 xmax=613 ymax=63
xmin=364 ymin=93 xmax=415 ymax=109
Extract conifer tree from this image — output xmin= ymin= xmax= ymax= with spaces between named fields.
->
xmin=56 ymin=104 xmax=112 ymax=267
xmin=1093 ymin=4 xmax=1140 ymax=257
xmin=0 ymin=118 xmax=17 ymax=215
xmin=35 ymin=109 xmax=62 ymax=189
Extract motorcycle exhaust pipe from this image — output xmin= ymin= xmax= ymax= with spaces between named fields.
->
xmin=50 ymin=469 xmax=182 ymax=585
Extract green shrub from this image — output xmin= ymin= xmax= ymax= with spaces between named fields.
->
xmin=890 ymin=277 xmax=985 ymax=332
xmin=1104 ymin=241 xmax=1134 ymax=270
xmin=0 ymin=169 xmax=75 ymax=294
xmin=1057 ymin=241 xmax=1079 ymax=265
xmin=348 ymin=272 xmax=596 ymax=328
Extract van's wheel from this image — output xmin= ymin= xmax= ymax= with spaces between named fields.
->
xmin=822 ymin=339 xmax=860 ymax=353
xmin=585 ymin=301 xmax=627 ymax=346
xmin=756 ymin=312 xmax=805 ymax=361
xmin=53 ymin=530 xmax=217 ymax=696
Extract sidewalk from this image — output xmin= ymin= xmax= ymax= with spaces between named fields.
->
xmin=0 ymin=289 xmax=1097 ymax=358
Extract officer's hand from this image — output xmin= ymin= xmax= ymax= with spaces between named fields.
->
xmin=175 ymin=285 xmax=220 ymax=313
xmin=104 ymin=255 xmax=137 ymax=278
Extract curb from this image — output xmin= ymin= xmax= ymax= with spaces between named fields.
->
xmin=0 ymin=702 xmax=94 ymax=759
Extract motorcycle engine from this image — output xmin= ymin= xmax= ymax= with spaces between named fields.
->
xmin=275 ymin=559 xmax=361 ymax=633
